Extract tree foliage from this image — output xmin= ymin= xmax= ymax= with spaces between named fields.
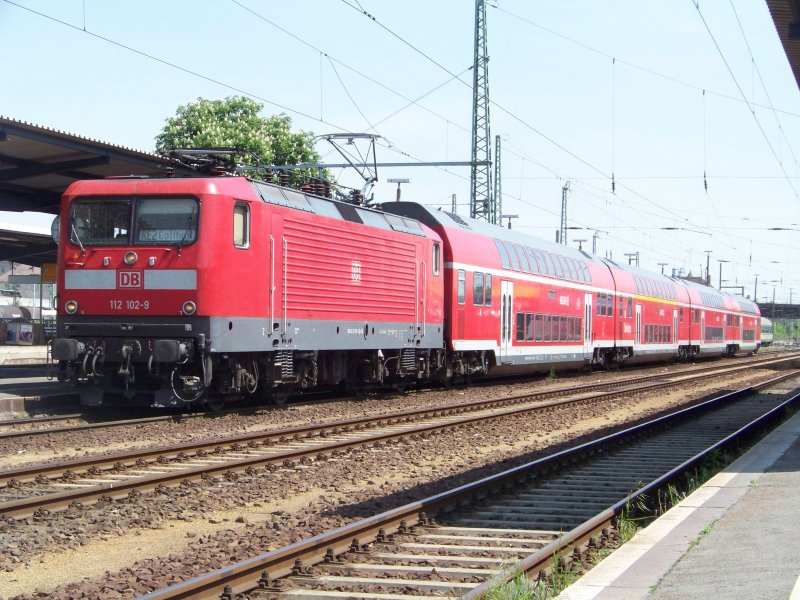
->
xmin=155 ymin=96 xmax=322 ymax=181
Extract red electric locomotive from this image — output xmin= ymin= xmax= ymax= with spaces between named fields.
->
xmin=51 ymin=175 xmax=445 ymax=407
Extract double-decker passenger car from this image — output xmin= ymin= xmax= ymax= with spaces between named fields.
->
xmin=380 ymin=202 xmax=761 ymax=374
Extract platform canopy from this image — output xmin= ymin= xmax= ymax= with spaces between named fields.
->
xmin=0 ymin=116 xmax=195 ymax=267
xmin=0 ymin=115 xmax=190 ymax=215
xmin=766 ymin=0 xmax=800 ymax=91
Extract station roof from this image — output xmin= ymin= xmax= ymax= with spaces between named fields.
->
xmin=765 ymin=0 xmax=800 ymax=91
xmin=0 ymin=116 xmax=195 ymax=267
xmin=0 ymin=115 xmax=187 ymax=215
xmin=0 ymin=223 xmax=54 ymax=268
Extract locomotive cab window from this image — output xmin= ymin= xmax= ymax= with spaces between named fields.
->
xmin=233 ymin=202 xmax=250 ymax=248
xmin=135 ymin=198 xmax=198 ymax=245
xmin=69 ymin=198 xmax=132 ymax=246
xmin=70 ymin=196 xmax=199 ymax=247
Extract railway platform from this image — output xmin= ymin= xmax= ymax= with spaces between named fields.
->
xmin=0 ymin=344 xmax=47 ymax=366
xmin=558 ymin=408 xmax=800 ymax=600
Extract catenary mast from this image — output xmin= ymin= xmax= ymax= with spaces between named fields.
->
xmin=470 ymin=0 xmax=494 ymax=223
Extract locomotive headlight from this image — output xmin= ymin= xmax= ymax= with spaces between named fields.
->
xmin=64 ymin=300 xmax=79 ymax=315
xmin=181 ymin=301 xmax=197 ymax=316
xmin=124 ymin=251 xmax=138 ymax=265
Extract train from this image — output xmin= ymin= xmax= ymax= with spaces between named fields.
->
xmin=761 ymin=317 xmax=774 ymax=347
xmin=49 ymin=170 xmax=761 ymax=408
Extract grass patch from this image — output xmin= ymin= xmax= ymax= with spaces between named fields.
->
xmin=482 ymin=552 xmax=581 ymax=600
xmin=688 ymin=519 xmax=717 ymax=549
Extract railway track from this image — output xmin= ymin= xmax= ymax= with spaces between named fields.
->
xmin=0 ymin=352 xmax=793 ymax=440
xmin=138 ymin=371 xmax=800 ymax=600
xmin=0 ymin=354 xmax=795 ymax=522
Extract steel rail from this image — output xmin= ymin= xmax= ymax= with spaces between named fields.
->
xmin=139 ymin=371 xmax=800 ymax=599
xmin=2 ymin=354 xmax=791 ymax=487
xmin=0 ymin=353 xmax=793 ymax=441
xmin=0 ymin=358 xmax=795 ymax=521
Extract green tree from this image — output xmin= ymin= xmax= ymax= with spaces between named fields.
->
xmin=155 ymin=96 xmax=322 ymax=182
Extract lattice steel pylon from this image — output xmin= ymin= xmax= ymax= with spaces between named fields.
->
xmin=470 ymin=0 xmax=494 ymax=224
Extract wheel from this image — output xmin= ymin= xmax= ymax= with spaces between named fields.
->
xmin=204 ymin=396 xmax=226 ymax=412
xmin=270 ymin=393 xmax=289 ymax=406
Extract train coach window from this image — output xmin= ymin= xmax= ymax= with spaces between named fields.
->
xmin=515 ymin=244 xmax=531 ymax=273
xmin=553 ymin=255 xmax=565 ymax=279
xmin=525 ymin=248 xmax=540 ymax=275
xmin=597 ymin=293 xmax=606 ymax=317
xmin=544 ymin=315 xmax=552 ymax=342
xmin=505 ymin=242 xmax=521 ymax=271
xmin=495 ymin=239 xmax=511 ymax=269
xmin=560 ymin=316 xmax=568 ymax=341
xmin=575 ymin=317 xmax=582 ymax=341
xmin=566 ymin=258 xmax=578 ymax=282
xmin=485 ymin=274 xmax=492 ymax=307
xmin=473 ymin=272 xmax=485 ymax=306
xmin=432 ymin=243 xmax=441 ymax=275
xmin=534 ymin=314 xmax=544 ymax=341
xmin=525 ymin=314 xmax=534 ymax=341
xmin=457 ymin=270 xmax=466 ymax=305
xmin=233 ymin=203 xmax=250 ymax=248
xmin=516 ymin=313 xmax=526 ymax=342
xmin=580 ymin=261 xmax=592 ymax=284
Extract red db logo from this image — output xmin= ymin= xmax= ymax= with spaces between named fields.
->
xmin=118 ymin=270 xmax=142 ymax=288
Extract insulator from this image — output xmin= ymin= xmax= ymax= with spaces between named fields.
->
xmin=279 ymin=171 xmax=289 ymax=187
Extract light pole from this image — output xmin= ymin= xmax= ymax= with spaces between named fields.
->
xmin=704 ymin=250 xmax=712 ymax=286
xmin=753 ymin=274 xmax=759 ymax=301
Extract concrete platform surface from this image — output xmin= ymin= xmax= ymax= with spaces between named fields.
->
xmin=0 ymin=344 xmax=48 ymax=365
xmin=558 ymin=410 xmax=800 ymax=600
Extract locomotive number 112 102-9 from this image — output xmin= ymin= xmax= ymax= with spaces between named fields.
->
xmin=109 ymin=299 xmax=151 ymax=311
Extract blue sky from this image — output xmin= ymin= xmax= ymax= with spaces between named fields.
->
xmin=2 ymin=0 xmax=799 ymax=303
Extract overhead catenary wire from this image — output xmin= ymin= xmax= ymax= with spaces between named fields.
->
xmin=693 ymin=0 xmax=800 ymax=201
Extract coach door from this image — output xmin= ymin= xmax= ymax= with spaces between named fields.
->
xmin=635 ymin=304 xmax=642 ymax=347
xmin=583 ymin=293 xmax=593 ymax=358
xmin=673 ymin=309 xmax=678 ymax=345
xmin=500 ymin=281 xmax=514 ymax=362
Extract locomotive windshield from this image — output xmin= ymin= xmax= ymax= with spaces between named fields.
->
xmin=69 ymin=197 xmax=198 ymax=247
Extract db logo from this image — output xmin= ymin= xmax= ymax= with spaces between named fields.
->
xmin=118 ymin=270 xmax=143 ymax=288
